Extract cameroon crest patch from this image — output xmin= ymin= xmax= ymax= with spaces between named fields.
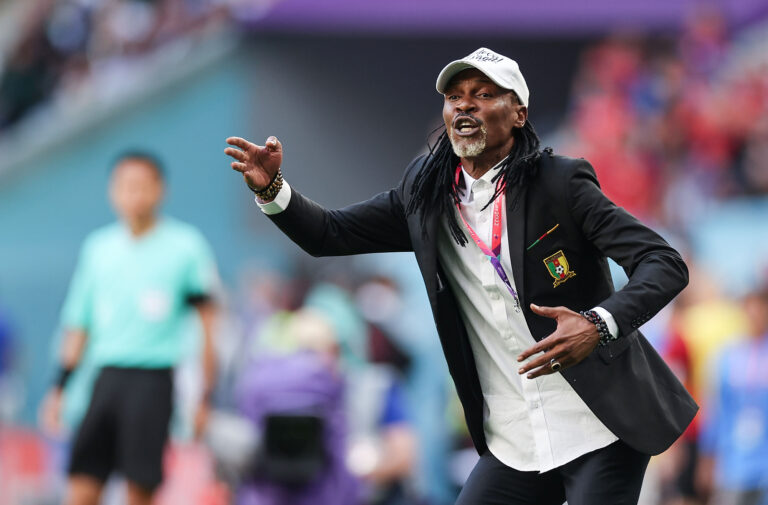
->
xmin=543 ymin=250 xmax=577 ymax=287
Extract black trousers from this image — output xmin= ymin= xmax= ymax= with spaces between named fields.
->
xmin=456 ymin=440 xmax=650 ymax=505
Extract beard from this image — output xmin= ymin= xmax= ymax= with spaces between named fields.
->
xmin=448 ymin=124 xmax=488 ymax=158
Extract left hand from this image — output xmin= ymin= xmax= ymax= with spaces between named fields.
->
xmin=517 ymin=304 xmax=599 ymax=379
xmin=193 ymin=400 xmax=211 ymax=441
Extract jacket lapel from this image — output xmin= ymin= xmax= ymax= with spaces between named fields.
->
xmin=506 ymin=186 xmax=527 ymax=308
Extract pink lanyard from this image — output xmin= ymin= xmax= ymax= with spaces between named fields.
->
xmin=454 ymin=165 xmax=521 ymax=312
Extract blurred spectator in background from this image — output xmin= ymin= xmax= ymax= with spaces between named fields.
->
xmin=676 ymin=262 xmax=748 ymax=423
xmin=352 ymin=256 xmax=456 ymax=505
xmin=0 ymin=300 xmax=12 ymax=382
xmin=697 ymin=287 xmax=768 ymax=505
xmin=644 ymin=303 xmax=703 ymax=505
xmin=349 ymin=276 xmax=418 ymax=505
xmin=40 ymin=152 xmax=218 ymax=505
xmin=235 ymin=308 xmax=360 ymax=505
xmin=0 ymin=16 xmax=60 ymax=129
xmin=0 ymin=299 xmax=18 ymax=422
xmin=212 ymin=265 xmax=303 ymax=414
xmin=0 ymin=0 xmax=231 ymax=132
xmin=637 ymin=259 xmax=750 ymax=505
xmin=232 ymin=275 xmax=420 ymax=505
xmin=556 ymin=8 xmax=768 ymax=232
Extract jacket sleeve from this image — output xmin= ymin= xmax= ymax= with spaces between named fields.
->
xmin=567 ymin=160 xmax=689 ymax=338
xmin=266 ymin=158 xmax=420 ymax=257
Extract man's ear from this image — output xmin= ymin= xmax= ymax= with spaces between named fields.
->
xmin=517 ymin=106 xmax=528 ymax=128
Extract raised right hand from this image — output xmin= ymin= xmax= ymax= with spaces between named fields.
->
xmin=225 ymin=136 xmax=283 ymax=191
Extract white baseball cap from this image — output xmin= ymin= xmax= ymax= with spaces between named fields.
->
xmin=435 ymin=47 xmax=530 ymax=107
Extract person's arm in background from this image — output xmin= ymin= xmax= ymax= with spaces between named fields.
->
xmin=366 ymin=424 xmax=417 ymax=486
xmin=695 ymin=352 xmax=727 ymax=501
xmin=365 ymin=381 xmax=417 ymax=486
xmin=193 ymin=299 xmax=217 ymax=440
xmin=40 ymin=237 xmax=95 ymax=436
xmin=185 ymin=225 xmax=221 ymax=440
xmin=40 ymin=328 xmax=88 ymax=436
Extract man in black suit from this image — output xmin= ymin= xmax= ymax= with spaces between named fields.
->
xmin=224 ymin=47 xmax=697 ymax=505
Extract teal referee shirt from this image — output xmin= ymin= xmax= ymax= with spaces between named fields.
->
xmin=61 ymin=217 xmax=217 ymax=368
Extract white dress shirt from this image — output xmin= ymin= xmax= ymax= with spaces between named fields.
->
xmin=434 ymin=162 xmax=617 ymax=472
xmin=256 ymin=164 xmax=619 ymax=472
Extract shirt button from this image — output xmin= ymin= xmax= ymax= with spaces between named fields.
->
xmin=490 ymin=291 xmax=500 ymax=300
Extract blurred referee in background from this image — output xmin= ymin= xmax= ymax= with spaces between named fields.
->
xmin=41 ymin=153 xmax=218 ymax=505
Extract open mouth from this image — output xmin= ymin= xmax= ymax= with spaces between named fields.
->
xmin=452 ymin=116 xmax=481 ymax=136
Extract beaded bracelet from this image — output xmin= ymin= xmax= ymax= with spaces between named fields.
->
xmin=248 ymin=168 xmax=283 ymax=201
xmin=579 ymin=310 xmax=616 ymax=347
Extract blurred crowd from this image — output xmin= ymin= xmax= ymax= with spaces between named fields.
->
xmin=207 ymin=258 xmax=456 ymax=505
xmin=553 ymin=9 xmax=768 ymax=505
xmin=0 ymin=4 xmax=767 ymax=505
xmin=0 ymin=0 xmax=230 ymax=131
xmin=0 ymin=255 xmax=462 ymax=505
xmin=556 ymin=9 xmax=768 ymax=232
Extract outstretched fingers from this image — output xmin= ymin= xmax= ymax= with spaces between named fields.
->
xmin=230 ymin=161 xmax=248 ymax=173
xmin=226 ymin=137 xmax=256 ymax=150
xmin=224 ymin=147 xmax=247 ymax=162
xmin=225 ymin=135 xmax=283 ymax=191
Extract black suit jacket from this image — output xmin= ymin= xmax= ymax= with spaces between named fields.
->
xmin=268 ymin=152 xmax=698 ymax=456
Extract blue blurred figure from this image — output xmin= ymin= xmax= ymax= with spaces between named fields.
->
xmin=698 ymin=287 xmax=768 ymax=505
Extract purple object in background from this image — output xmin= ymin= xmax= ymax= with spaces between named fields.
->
xmin=234 ymin=0 xmax=768 ymax=35
xmin=236 ymin=351 xmax=361 ymax=505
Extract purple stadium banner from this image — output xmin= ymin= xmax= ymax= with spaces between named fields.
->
xmin=232 ymin=0 xmax=768 ymax=37
xmin=233 ymin=0 xmax=768 ymax=35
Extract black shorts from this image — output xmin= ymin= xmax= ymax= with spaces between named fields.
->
xmin=68 ymin=366 xmax=173 ymax=491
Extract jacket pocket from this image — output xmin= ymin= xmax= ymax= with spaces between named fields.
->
xmin=597 ymin=330 xmax=637 ymax=364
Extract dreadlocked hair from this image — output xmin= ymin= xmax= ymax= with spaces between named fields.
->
xmin=406 ymin=120 xmax=550 ymax=246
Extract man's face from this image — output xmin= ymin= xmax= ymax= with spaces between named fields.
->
xmin=109 ymin=159 xmax=164 ymax=224
xmin=442 ymin=68 xmax=526 ymax=159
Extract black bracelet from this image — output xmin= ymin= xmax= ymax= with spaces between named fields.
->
xmin=248 ymin=168 xmax=283 ymax=201
xmin=55 ymin=367 xmax=74 ymax=389
xmin=579 ymin=310 xmax=616 ymax=347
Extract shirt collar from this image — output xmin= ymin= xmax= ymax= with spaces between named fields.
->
xmin=458 ymin=157 xmax=508 ymax=203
